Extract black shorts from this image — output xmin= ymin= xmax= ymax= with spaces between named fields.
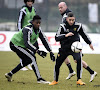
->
xmin=57 ymin=48 xmax=82 ymax=62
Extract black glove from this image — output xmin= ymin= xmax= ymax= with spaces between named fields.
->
xmin=50 ymin=52 xmax=55 ymax=61
xmin=37 ymin=50 xmax=47 ymax=58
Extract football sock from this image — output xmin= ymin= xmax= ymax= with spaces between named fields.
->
xmin=8 ymin=72 xmax=13 ymax=76
xmin=11 ymin=63 xmax=23 ymax=75
xmin=86 ymin=66 xmax=94 ymax=74
xmin=67 ymin=63 xmax=73 ymax=73
xmin=77 ymin=59 xmax=82 ymax=80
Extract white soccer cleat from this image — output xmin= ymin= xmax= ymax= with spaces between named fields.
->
xmin=37 ymin=78 xmax=50 ymax=84
xmin=27 ymin=64 xmax=32 ymax=70
xmin=20 ymin=67 xmax=28 ymax=71
xmin=89 ymin=71 xmax=97 ymax=82
xmin=5 ymin=73 xmax=12 ymax=82
xmin=66 ymin=71 xmax=76 ymax=80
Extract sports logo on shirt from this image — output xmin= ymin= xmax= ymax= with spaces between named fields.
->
xmin=66 ymin=29 xmax=69 ymax=32
xmin=74 ymin=28 xmax=77 ymax=31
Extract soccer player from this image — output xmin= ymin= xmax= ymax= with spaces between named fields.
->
xmin=49 ymin=12 xmax=95 ymax=85
xmin=5 ymin=15 xmax=55 ymax=84
xmin=58 ymin=2 xmax=97 ymax=82
xmin=18 ymin=0 xmax=37 ymax=71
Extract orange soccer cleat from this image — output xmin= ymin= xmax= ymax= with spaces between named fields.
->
xmin=76 ymin=79 xmax=85 ymax=85
xmin=49 ymin=81 xmax=58 ymax=85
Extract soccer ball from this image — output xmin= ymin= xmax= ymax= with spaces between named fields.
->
xmin=71 ymin=41 xmax=83 ymax=53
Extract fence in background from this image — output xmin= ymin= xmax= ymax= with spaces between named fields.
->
xmin=0 ymin=0 xmax=100 ymax=33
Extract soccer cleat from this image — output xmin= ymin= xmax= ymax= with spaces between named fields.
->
xmin=89 ymin=71 xmax=97 ymax=82
xmin=27 ymin=65 xmax=32 ymax=70
xmin=66 ymin=71 xmax=76 ymax=80
xmin=20 ymin=67 xmax=28 ymax=71
xmin=37 ymin=78 xmax=50 ymax=84
xmin=76 ymin=79 xmax=85 ymax=85
xmin=5 ymin=73 xmax=12 ymax=82
xmin=49 ymin=81 xmax=58 ymax=85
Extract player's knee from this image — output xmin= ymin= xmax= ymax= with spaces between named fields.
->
xmin=65 ymin=60 xmax=69 ymax=64
xmin=65 ymin=58 xmax=70 ymax=64
xmin=74 ymin=60 xmax=77 ymax=63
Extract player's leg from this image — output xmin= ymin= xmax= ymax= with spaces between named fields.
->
xmin=20 ymin=41 xmax=39 ymax=71
xmin=82 ymin=60 xmax=97 ymax=82
xmin=82 ymin=60 xmax=94 ymax=74
xmin=17 ymin=47 xmax=49 ymax=84
xmin=20 ymin=60 xmax=32 ymax=71
xmin=49 ymin=49 xmax=67 ymax=85
xmin=5 ymin=63 xmax=23 ymax=82
xmin=73 ymin=52 xmax=85 ymax=85
xmin=5 ymin=42 xmax=34 ymax=81
xmin=5 ymin=42 xmax=32 ymax=81
xmin=74 ymin=60 xmax=97 ymax=82
xmin=65 ymin=58 xmax=76 ymax=80
xmin=27 ymin=41 xmax=39 ymax=71
xmin=5 ymin=42 xmax=47 ymax=83
xmin=20 ymin=58 xmax=28 ymax=71
xmin=29 ymin=41 xmax=39 ymax=71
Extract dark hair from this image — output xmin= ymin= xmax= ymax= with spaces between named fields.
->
xmin=67 ymin=12 xmax=74 ymax=17
xmin=24 ymin=0 xmax=35 ymax=4
xmin=32 ymin=15 xmax=41 ymax=21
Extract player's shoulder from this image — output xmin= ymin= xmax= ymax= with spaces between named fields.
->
xmin=23 ymin=24 xmax=33 ymax=33
xmin=60 ymin=23 xmax=66 ymax=28
xmin=32 ymin=6 xmax=36 ymax=12
xmin=63 ymin=13 xmax=67 ymax=18
xmin=32 ymin=6 xmax=35 ymax=9
xmin=20 ymin=6 xmax=26 ymax=13
xmin=59 ymin=23 xmax=66 ymax=31
xmin=74 ymin=22 xmax=82 ymax=31
xmin=75 ymin=22 xmax=81 ymax=26
xmin=75 ymin=22 xmax=82 ymax=27
xmin=63 ymin=9 xmax=72 ymax=18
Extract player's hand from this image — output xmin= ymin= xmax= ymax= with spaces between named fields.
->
xmin=89 ymin=44 xmax=94 ymax=50
xmin=37 ymin=50 xmax=47 ymax=58
xmin=65 ymin=32 xmax=74 ymax=37
xmin=50 ymin=52 xmax=55 ymax=62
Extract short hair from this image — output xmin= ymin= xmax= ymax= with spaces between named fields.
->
xmin=67 ymin=12 xmax=75 ymax=17
xmin=32 ymin=15 xmax=41 ymax=21
xmin=24 ymin=0 xmax=35 ymax=4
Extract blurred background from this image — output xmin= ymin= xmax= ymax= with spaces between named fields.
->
xmin=0 ymin=0 xmax=100 ymax=33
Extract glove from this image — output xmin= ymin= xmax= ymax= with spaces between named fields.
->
xmin=37 ymin=50 xmax=47 ymax=58
xmin=50 ymin=52 xmax=55 ymax=61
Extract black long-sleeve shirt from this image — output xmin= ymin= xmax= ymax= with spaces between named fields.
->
xmin=55 ymin=21 xmax=91 ymax=50
xmin=22 ymin=23 xmax=52 ymax=52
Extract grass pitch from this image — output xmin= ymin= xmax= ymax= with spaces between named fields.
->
xmin=0 ymin=51 xmax=100 ymax=90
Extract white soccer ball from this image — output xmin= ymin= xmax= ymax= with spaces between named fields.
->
xmin=71 ymin=41 xmax=83 ymax=53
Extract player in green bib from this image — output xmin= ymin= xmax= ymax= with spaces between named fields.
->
xmin=18 ymin=0 xmax=37 ymax=71
xmin=5 ymin=15 xmax=55 ymax=84
xmin=18 ymin=0 xmax=36 ymax=30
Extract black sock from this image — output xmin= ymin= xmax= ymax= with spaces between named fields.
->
xmin=86 ymin=66 xmax=94 ymax=74
xmin=67 ymin=63 xmax=73 ymax=73
xmin=11 ymin=63 xmax=23 ymax=75
xmin=77 ymin=59 xmax=82 ymax=80
xmin=8 ymin=72 xmax=13 ymax=77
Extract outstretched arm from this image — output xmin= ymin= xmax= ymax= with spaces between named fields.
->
xmin=79 ymin=25 xmax=94 ymax=50
xmin=39 ymin=29 xmax=55 ymax=61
